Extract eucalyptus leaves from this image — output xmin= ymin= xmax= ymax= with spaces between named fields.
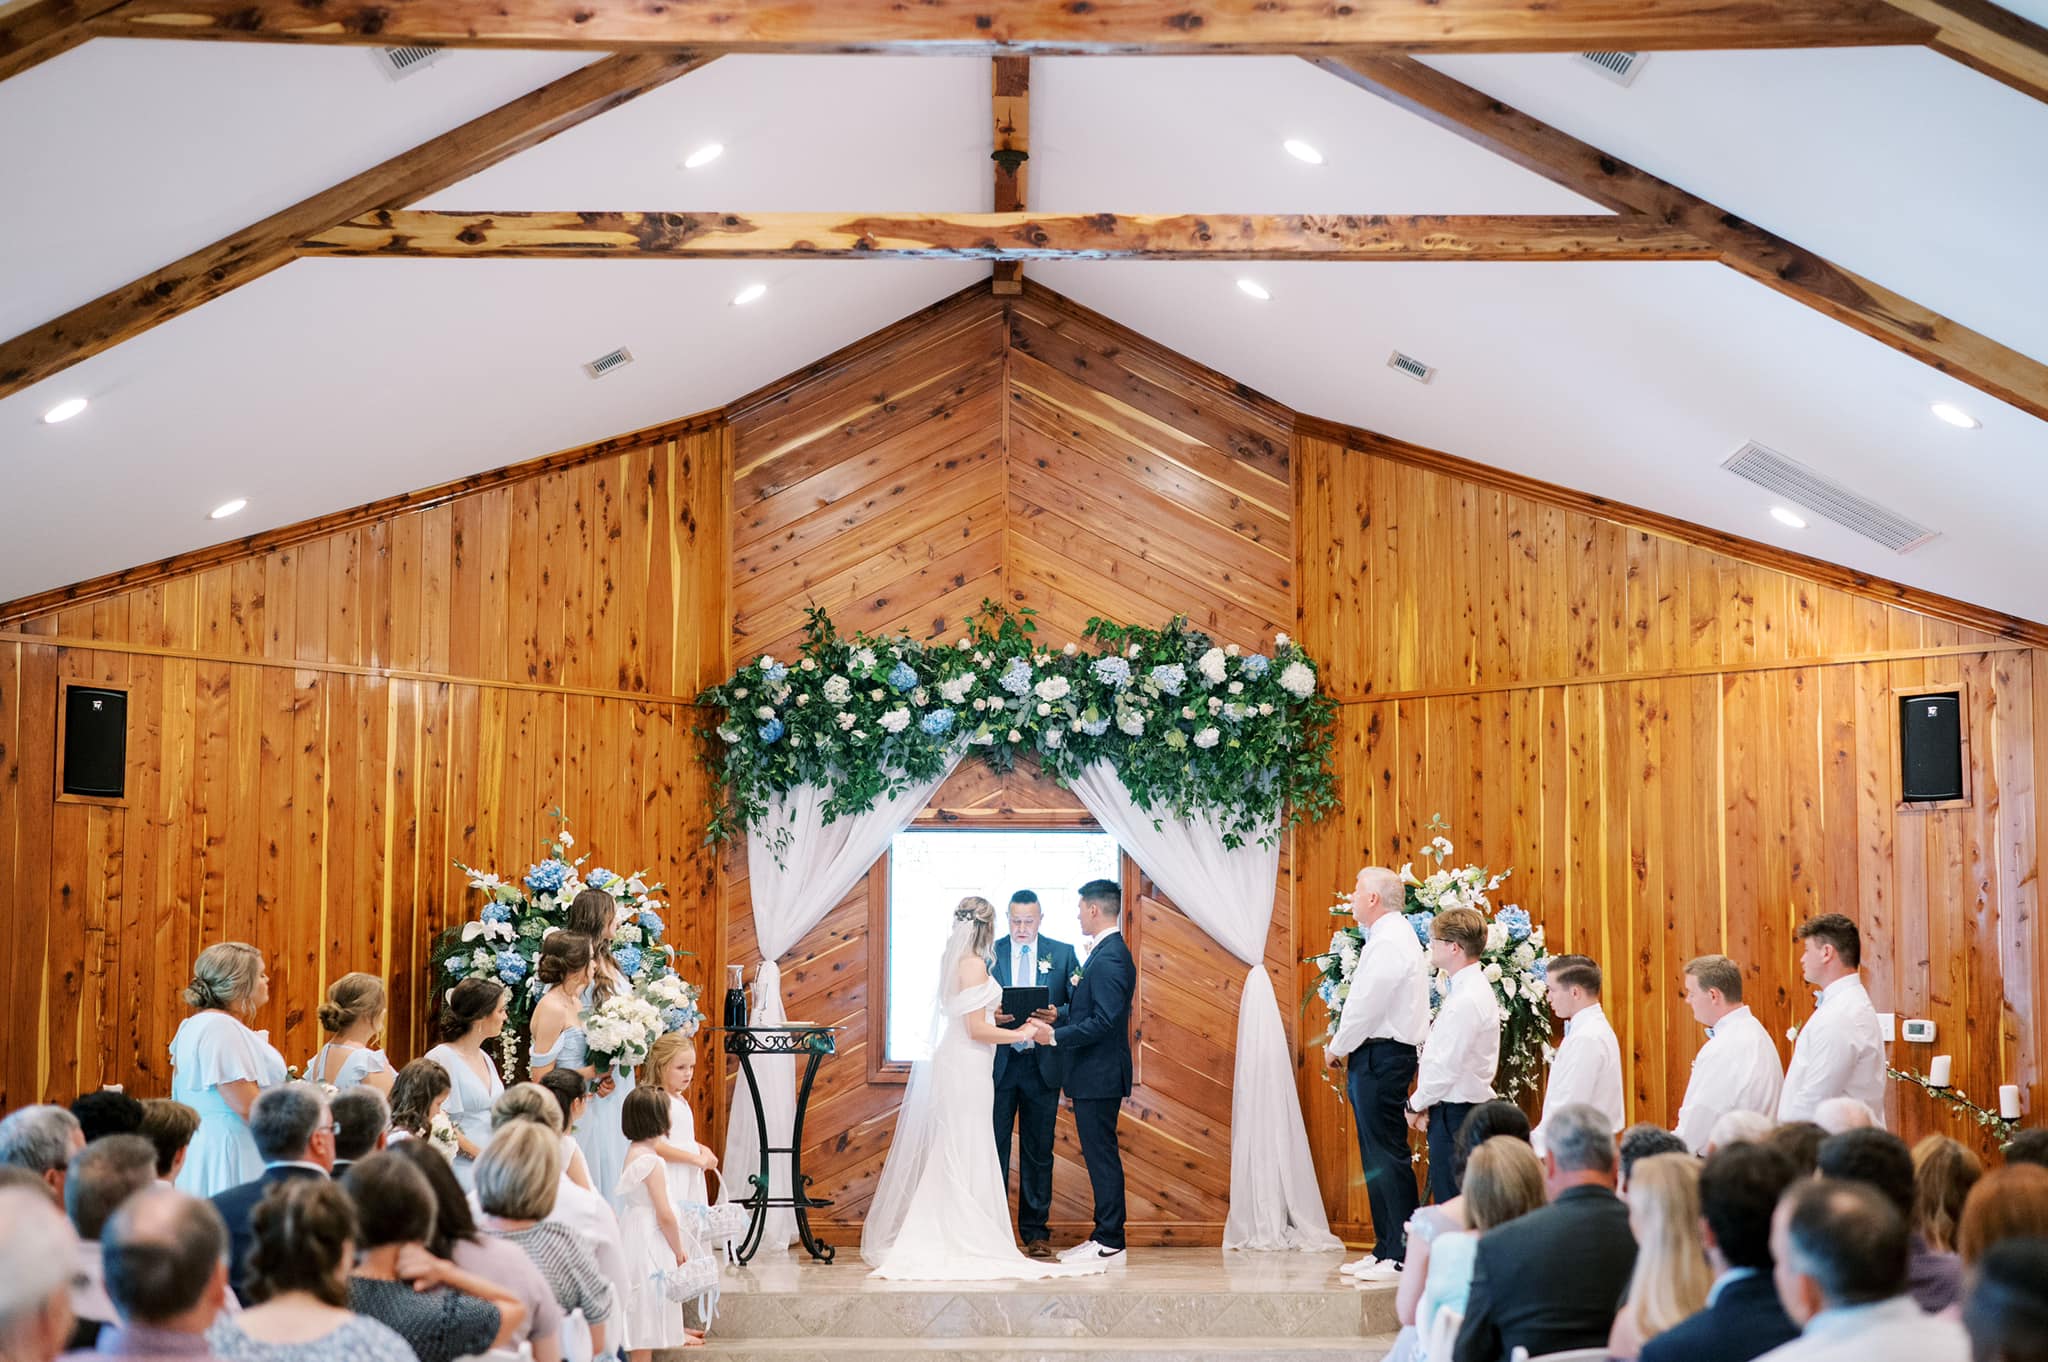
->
xmin=697 ymin=602 xmax=1336 ymax=849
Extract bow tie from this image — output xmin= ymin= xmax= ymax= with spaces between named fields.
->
xmin=1813 ymin=989 xmax=1826 ymax=1007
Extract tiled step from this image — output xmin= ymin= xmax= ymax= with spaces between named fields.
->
xmin=675 ymin=1335 xmax=1403 ymax=1362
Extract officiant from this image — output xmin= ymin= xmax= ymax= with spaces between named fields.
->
xmin=991 ymin=890 xmax=1079 ymax=1260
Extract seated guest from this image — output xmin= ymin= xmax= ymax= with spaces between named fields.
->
xmin=1962 ymin=1239 xmax=2048 ymax=1362
xmin=1818 ymin=1128 xmax=1960 ymax=1313
xmin=1955 ymin=1164 xmax=2048 ymax=1270
xmin=475 ymin=1121 xmax=614 ymax=1360
xmin=1393 ymin=1101 xmax=1531 ymax=1341
xmin=2003 ymin=1128 xmax=2048 ymax=1170
xmin=206 ymin=1180 xmax=411 ymax=1362
xmin=0 ymin=1166 xmax=57 ymax=1202
xmin=1619 ymin=1124 xmax=1691 ymax=1195
xmin=1609 ymin=1153 xmax=1710 ymax=1360
xmin=328 ymin=1090 xmax=389 ymax=1180
xmin=1410 ymin=1137 xmax=1545 ymax=1361
xmin=1 ymin=1187 xmax=78 ymax=1362
xmin=1910 ymin=1137 xmax=1980 ymax=1257
xmin=1641 ymin=1143 xmax=1801 ymax=1362
xmin=1816 ymin=1098 xmax=1880 ymax=1135
xmin=1453 ymin=1104 xmax=1637 ymax=1362
xmin=1768 ymin=1122 xmax=1828 ymax=1177
xmin=492 ymin=1086 xmax=628 ymax=1310
xmin=1765 ymin=1179 xmax=1968 ymax=1360
xmin=72 ymin=1092 xmax=146 ymax=1145
xmin=83 ymin=1186 xmax=231 ymax=1360
xmin=64 ymin=1136 xmax=161 ymax=1348
xmin=496 ymin=1083 xmax=598 ymax=1200
xmin=208 ymin=1084 xmax=334 ymax=1300
xmin=538 ymin=1071 xmax=601 ymax=1191
xmin=0 ymin=1107 xmax=87 ymax=1201
xmin=1706 ymin=1110 xmax=1776 ymax=1156
xmin=340 ymin=1153 xmax=522 ymax=1362
xmin=137 ymin=1102 xmax=201 ymax=1185
xmin=386 ymin=1059 xmax=452 ymax=1146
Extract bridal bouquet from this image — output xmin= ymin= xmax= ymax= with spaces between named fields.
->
xmin=585 ymin=993 xmax=666 ymax=1072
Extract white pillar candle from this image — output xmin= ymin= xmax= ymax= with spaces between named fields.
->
xmin=2001 ymin=1084 xmax=2023 ymax=1120
xmin=1927 ymin=1055 xmax=1953 ymax=1087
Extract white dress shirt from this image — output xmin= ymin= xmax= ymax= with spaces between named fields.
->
xmin=1777 ymin=975 xmax=1887 ymax=1126
xmin=1409 ymin=964 xmax=1501 ymax=1111
xmin=1676 ymin=1004 xmax=1786 ymax=1151
xmin=1328 ymin=914 xmax=1430 ymax=1056
xmin=1535 ymin=1003 xmax=1625 ymax=1146
xmin=1753 ymin=1295 xmax=1968 ymax=1362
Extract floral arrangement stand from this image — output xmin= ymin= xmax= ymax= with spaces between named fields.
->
xmin=714 ymin=1023 xmax=840 ymax=1264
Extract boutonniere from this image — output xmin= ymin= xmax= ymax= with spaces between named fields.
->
xmin=1038 ymin=957 xmax=1053 ymax=976
xmin=1070 ymin=966 xmax=1084 ymax=987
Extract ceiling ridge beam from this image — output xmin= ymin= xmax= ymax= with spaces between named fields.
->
xmin=0 ymin=51 xmax=710 ymax=403
xmin=1314 ymin=54 xmax=2048 ymax=425
xmin=1889 ymin=0 xmax=2048 ymax=105
xmin=991 ymin=56 xmax=1029 ymax=295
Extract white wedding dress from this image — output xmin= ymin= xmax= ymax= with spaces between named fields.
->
xmin=863 ymin=964 xmax=1105 ymax=1280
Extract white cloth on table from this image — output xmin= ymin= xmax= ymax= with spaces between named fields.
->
xmin=1328 ymin=913 xmax=1430 ymax=1056
xmin=170 ymin=1010 xmax=289 ymax=1198
xmin=1534 ymin=1004 xmax=1626 ymax=1150
xmin=1409 ymin=966 xmax=1500 ymax=1111
xmin=425 ymin=1044 xmax=504 ymax=1189
xmin=1777 ymin=976 xmax=1887 ymax=1126
xmin=1752 ymin=1295 xmax=1967 ymax=1362
xmin=1675 ymin=1005 xmax=1785 ymax=1152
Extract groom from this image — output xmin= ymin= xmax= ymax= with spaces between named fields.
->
xmin=1047 ymin=877 xmax=1135 ymax=1267
xmin=991 ymin=890 xmax=1079 ymax=1259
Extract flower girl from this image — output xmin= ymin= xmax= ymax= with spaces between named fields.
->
xmin=639 ymin=1032 xmax=718 ymax=1209
xmin=616 ymin=1088 xmax=706 ymax=1355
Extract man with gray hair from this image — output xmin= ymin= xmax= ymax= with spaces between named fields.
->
xmin=73 ymin=1186 xmax=231 ymax=1362
xmin=207 ymin=1083 xmax=332 ymax=1299
xmin=1454 ymin=1104 xmax=1638 ymax=1362
xmin=0 ymin=1185 xmax=78 ymax=1362
xmin=0 ymin=1106 xmax=87 ymax=1201
xmin=1766 ymin=1179 xmax=1967 ymax=1361
xmin=64 ymin=1135 xmax=160 ymax=1348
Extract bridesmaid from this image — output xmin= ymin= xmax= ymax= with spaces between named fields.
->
xmin=566 ymin=889 xmax=633 ymax=1206
xmin=168 ymin=942 xmax=288 ymax=1196
xmin=425 ymin=979 xmax=509 ymax=1187
xmin=529 ymin=931 xmax=602 ymax=1192
xmin=307 ymin=973 xmax=396 ymax=1093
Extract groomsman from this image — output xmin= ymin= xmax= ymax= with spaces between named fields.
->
xmin=1673 ymin=954 xmax=1784 ymax=1152
xmin=1323 ymin=865 xmax=1429 ymax=1281
xmin=1533 ymin=955 xmax=1625 ymax=1154
xmin=992 ymin=890 xmax=1078 ymax=1260
xmin=1778 ymin=914 xmax=1888 ymax=1126
xmin=1406 ymin=908 xmax=1501 ymax=1204
xmin=1049 ymin=879 xmax=1136 ymax=1266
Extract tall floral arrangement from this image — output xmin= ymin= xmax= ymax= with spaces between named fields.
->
xmin=1307 ymin=816 xmax=1552 ymax=1100
xmin=697 ymin=602 xmax=1336 ymax=852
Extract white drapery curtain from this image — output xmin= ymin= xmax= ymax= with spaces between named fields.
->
xmin=722 ymin=758 xmax=960 ymax=1251
xmin=1067 ymin=761 xmax=1342 ymax=1252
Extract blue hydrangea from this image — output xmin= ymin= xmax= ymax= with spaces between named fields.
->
xmin=612 ymin=945 xmax=644 ymax=979
xmin=763 ymin=662 xmax=789 ymax=685
xmin=999 ymin=657 xmax=1034 ymax=695
xmin=1242 ymin=653 xmax=1270 ymax=679
xmin=525 ymin=859 xmax=571 ymax=895
xmin=587 ymin=867 xmax=620 ymax=892
xmin=920 ymin=708 xmax=956 ymax=736
xmin=494 ymin=949 xmax=529 ymax=985
xmin=758 ymin=717 xmax=785 ymax=743
xmin=1406 ymin=911 xmax=1435 ymax=946
xmin=1429 ymin=980 xmax=1444 ymax=1010
xmin=662 ymin=1006 xmax=695 ymax=1033
xmin=887 ymin=660 xmax=918 ymax=691
xmin=1149 ymin=663 xmax=1186 ymax=696
xmin=1530 ymin=956 xmax=1550 ymax=982
xmin=1079 ymin=716 xmax=1112 ymax=737
xmin=1496 ymin=906 xmax=1532 ymax=943
xmin=1092 ymin=656 xmax=1132 ymax=689
xmin=638 ymin=910 xmax=664 ymax=941
xmin=481 ymin=902 xmax=513 ymax=925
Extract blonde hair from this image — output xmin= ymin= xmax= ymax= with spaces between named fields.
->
xmin=182 ymin=942 xmax=264 ymax=1013
xmin=317 ymin=972 xmax=386 ymax=1035
xmin=954 ymin=895 xmax=997 ymax=964
xmin=1464 ymin=1136 xmax=1546 ymax=1231
xmin=1619 ymin=1153 xmax=1712 ymax=1344
xmin=639 ymin=1030 xmax=696 ymax=1092
xmin=1912 ymin=1134 xmax=1982 ymax=1253
xmin=490 ymin=1083 xmax=564 ymax=1135
xmin=473 ymin=1118 xmax=562 ymax=1220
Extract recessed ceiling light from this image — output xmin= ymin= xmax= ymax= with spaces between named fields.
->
xmin=1929 ymin=401 xmax=1980 ymax=430
xmin=1282 ymin=139 xmax=1324 ymax=165
xmin=1770 ymin=506 xmax=1807 ymax=529
xmin=209 ymin=498 xmax=248 ymax=521
xmin=1236 ymin=279 xmax=1271 ymax=301
xmin=731 ymin=283 xmax=767 ymax=306
xmin=683 ymin=143 xmax=724 ymax=170
xmin=42 ymin=397 xmax=88 ymax=424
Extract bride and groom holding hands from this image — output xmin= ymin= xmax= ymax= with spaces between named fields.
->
xmin=861 ymin=880 xmax=1135 ymax=1280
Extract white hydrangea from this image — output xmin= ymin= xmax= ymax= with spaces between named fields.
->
xmin=1487 ymin=922 xmax=1509 ymax=954
xmin=1117 ymin=710 xmax=1146 ymax=736
xmin=822 ymin=675 xmax=853 ymax=705
xmin=1044 ymin=726 xmax=1064 ymax=748
xmin=612 ymin=923 xmax=642 ymax=946
xmin=939 ymin=673 xmax=975 ymax=704
xmin=716 ymin=724 xmax=740 ymax=743
xmin=1278 ymin=660 xmax=1316 ymax=699
xmin=851 ymin=647 xmax=877 ymax=670
xmin=879 ymin=708 xmax=911 ymax=734
xmin=1193 ymin=727 xmax=1221 ymax=749
xmin=1035 ymin=675 xmax=1070 ymax=702
xmin=1196 ymin=647 xmax=1228 ymax=684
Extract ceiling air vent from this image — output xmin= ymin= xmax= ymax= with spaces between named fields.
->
xmin=1578 ymin=51 xmax=1646 ymax=86
xmin=1387 ymin=351 xmax=1436 ymax=385
xmin=373 ymin=45 xmax=445 ymax=80
xmin=1721 ymin=441 xmax=1939 ymax=554
xmin=583 ymin=347 xmax=636 ymax=380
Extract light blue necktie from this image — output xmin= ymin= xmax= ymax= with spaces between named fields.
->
xmin=1012 ymin=941 xmax=1034 ymax=1051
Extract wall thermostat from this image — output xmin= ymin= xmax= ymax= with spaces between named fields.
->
xmin=1901 ymin=1019 xmax=1937 ymax=1043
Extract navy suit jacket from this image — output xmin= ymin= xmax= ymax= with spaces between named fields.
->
xmin=211 ymin=1164 xmax=328 ymax=1299
xmin=1639 ymin=1272 xmax=1800 ymax=1362
xmin=992 ymin=933 xmax=1078 ymax=1090
xmin=1052 ymin=931 xmax=1135 ymax=1101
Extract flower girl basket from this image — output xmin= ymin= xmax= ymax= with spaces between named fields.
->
xmin=681 ymin=1168 xmax=749 ymax=1263
xmin=658 ymin=1217 xmax=722 ymax=1328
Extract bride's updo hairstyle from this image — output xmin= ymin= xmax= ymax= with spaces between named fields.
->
xmin=953 ymin=896 xmax=998 ymax=964
xmin=536 ymin=931 xmax=593 ymax=988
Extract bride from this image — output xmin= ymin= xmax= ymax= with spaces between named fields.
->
xmin=862 ymin=896 xmax=1106 ymax=1280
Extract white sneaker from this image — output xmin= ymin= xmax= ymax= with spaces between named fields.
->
xmin=1338 ymin=1255 xmax=1378 ymax=1277
xmin=1356 ymin=1258 xmax=1403 ymax=1283
xmin=1057 ymin=1240 xmax=1104 ymax=1260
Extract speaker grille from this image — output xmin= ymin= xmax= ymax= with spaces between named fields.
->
xmin=1721 ymin=441 xmax=1939 ymax=553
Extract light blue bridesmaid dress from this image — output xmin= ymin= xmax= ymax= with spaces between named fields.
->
xmin=169 ymin=1010 xmax=288 ymax=1197
xmin=424 ymin=1042 xmax=504 ymax=1189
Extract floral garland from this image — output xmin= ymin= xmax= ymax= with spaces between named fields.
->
xmin=1306 ymin=817 xmax=1552 ymax=1100
xmin=696 ymin=602 xmax=1336 ymax=851
xmin=1888 ymin=1066 xmax=2021 ymax=1147
xmin=429 ymin=812 xmax=703 ymax=1071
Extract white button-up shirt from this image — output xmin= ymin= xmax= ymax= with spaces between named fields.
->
xmin=1328 ymin=914 xmax=1430 ymax=1056
xmin=1778 ymin=975 xmax=1887 ymax=1126
xmin=1753 ymin=1295 xmax=1968 ymax=1362
xmin=1535 ymin=1003 xmax=1625 ymax=1146
xmin=1676 ymin=1004 xmax=1786 ymax=1152
xmin=1409 ymin=964 xmax=1501 ymax=1111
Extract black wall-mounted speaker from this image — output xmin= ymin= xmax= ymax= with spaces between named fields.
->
xmin=62 ymin=686 xmax=127 ymax=799
xmin=1899 ymin=691 xmax=1963 ymax=803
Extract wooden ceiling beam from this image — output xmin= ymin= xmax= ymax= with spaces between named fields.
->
xmin=1888 ymin=0 xmax=2048 ymax=105
xmin=0 ymin=52 xmax=707 ymax=403
xmin=991 ymin=57 xmax=1029 ymax=295
xmin=1315 ymin=53 xmax=2048 ymax=425
xmin=297 ymin=211 xmax=1717 ymax=262
xmin=90 ymin=0 xmax=1933 ymax=54
xmin=1 ymin=0 xmax=128 ymax=81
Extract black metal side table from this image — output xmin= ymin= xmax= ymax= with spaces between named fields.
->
xmin=714 ymin=1024 xmax=839 ymax=1263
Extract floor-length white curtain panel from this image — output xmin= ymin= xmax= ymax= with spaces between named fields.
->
xmin=1068 ymin=761 xmax=1342 ymax=1252
xmin=722 ymin=757 xmax=960 ymax=1251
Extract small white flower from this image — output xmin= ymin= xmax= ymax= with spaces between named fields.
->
xmin=911 ymin=687 xmax=929 ymax=705
xmin=755 ymin=706 xmax=775 ymax=720
xmin=1034 ymin=676 xmax=1070 ymax=702
xmin=1007 ymin=729 xmax=1022 ymax=742
xmin=1127 ymin=643 xmax=1141 ymax=658
xmin=836 ymin=711 xmax=857 ymax=731
xmin=958 ymin=638 xmax=972 ymax=651
xmin=1226 ymin=643 xmax=1241 ymax=657
xmin=1227 ymin=680 xmax=1243 ymax=695
xmin=1275 ymin=632 xmax=1291 ymax=648
xmin=1181 ymin=706 xmax=1197 ymax=720
xmin=1258 ymin=702 xmax=1274 ymax=716
xmin=1062 ymin=642 xmax=1078 ymax=656
xmin=870 ymin=688 xmax=886 ymax=702
xmin=733 ymin=687 xmax=748 ymax=700
xmin=1196 ymin=647 xmax=1228 ymax=684
xmin=1208 ymin=696 xmax=1224 ymax=713
xmin=851 ymin=647 xmax=877 ymax=670
xmin=879 ymin=708 xmax=911 ymax=734
xmin=560 ymin=832 xmax=575 ymax=847
xmin=973 ymin=697 xmax=988 ymax=712
xmin=1117 ymin=710 xmax=1146 ymax=735
xmin=1278 ymin=660 xmax=1316 ymax=699
xmin=986 ymin=696 xmax=1005 ymax=711
xmin=757 ymin=655 xmax=776 ymax=668
xmin=1038 ymin=702 xmax=1052 ymax=716
xmin=1045 ymin=727 xmax=1064 ymax=748
xmin=796 ymin=693 xmax=810 ymax=707
xmin=716 ymin=724 xmax=740 ymax=743
xmin=800 ymin=657 xmax=817 ymax=672
xmin=1193 ymin=727 xmax=1221 ymax=749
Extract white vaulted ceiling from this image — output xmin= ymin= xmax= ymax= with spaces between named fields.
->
xmin=1 ymin=39 xmax=2045 ymax=618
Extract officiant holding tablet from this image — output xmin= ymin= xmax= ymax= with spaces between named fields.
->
xmin=991 ymin=890 xmax=1078 ymax=1259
